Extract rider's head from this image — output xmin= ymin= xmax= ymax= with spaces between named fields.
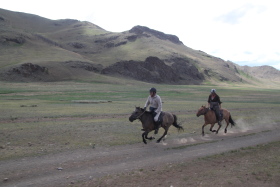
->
xmin=149 ymin=87 xmax=157 ymax=97
xmin=210 ymin=89 xmax=216 ymax=95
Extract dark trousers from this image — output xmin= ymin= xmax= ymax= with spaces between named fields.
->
xmin=214 ymin=109 xmax=220 ymax=121
xmin=149 ymin=107 xmax=160 ymax=132
xmin=210 ymin=102 xmax=221 ymax=121
xmin=149 ymin=107 xmax=157 ymax=120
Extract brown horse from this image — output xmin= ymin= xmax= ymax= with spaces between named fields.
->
xmin=196 ymin=105 xmax=235 ymax=136
xmin=129 ymin=107 xmax=184 ymax=144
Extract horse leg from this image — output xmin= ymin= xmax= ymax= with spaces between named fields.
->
xmin=224 ymin=123 xmax=229 ymax=133
xmin=157 ymin=128 xmax=168 ymax=143
xmin=202 ymin=123 xmax=207 ymax=136
xmin=142 ymin=132 xmax=147 ymax=144
xmin=216 ymin=122 xmax=222 ymax=134
xmin=210 ymin=123 xmax=216 ymax=132
xmin=145 ymin=132 xmax=155 ymax=140
xmin=224 ymin=118 xmax=230 ymax=133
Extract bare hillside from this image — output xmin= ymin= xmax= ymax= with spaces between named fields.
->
xmin=240 ymin=65 xmax=280 ymax=81
xmin=0 ymin=8 xmax=279 ymax=85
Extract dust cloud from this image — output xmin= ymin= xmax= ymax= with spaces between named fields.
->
xmin=223 ymin=113 xmax=278 ymax=134
xmin=174 ymin=136 xmax=209 ymax=145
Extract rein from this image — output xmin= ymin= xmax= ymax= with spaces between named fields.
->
xmin=136 ymin=111 xmax=146 ymax=119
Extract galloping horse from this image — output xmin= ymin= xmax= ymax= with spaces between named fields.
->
xmin=196 ymin=105 xmax=235 ymax=136
xmin=129 ymin=107 xmax=184 ymax=144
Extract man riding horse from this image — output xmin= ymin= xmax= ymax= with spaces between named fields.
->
xmin=208 ymin=89 xmax=222 ymax=126
xmin=144 ymin=87 xmax=162 ymax=134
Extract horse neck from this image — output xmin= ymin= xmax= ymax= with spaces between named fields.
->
xmin=203 ymin=108 xmax=210 ymax=116
xmin=204 ymin=108 xmax=216 ymax=120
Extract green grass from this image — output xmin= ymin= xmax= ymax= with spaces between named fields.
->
xmin=0 ymin=81 xmax=279 ymax=160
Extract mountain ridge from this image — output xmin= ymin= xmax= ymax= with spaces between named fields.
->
xmin=0 ymin=8 xmax=279 ymax=85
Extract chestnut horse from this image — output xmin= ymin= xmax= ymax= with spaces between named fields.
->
xmin=129 ymin=107 xmax=184 ymax=144
xmin=196 ymin=105 xmax=235 ymax=136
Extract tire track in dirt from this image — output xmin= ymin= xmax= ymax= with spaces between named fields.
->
xmin=0 ymin=126 xmax=279 ymax=187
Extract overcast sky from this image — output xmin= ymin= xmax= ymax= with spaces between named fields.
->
xmin=1 ymin=0 xmax=280 ymax=69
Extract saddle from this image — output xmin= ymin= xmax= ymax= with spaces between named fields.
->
xmin=141 ymin=112 xmax=166 ymax=131
xmin=210 ymin=107 xmax=223 ymax=121
xmin=147 ymin=111 xmax=165 ymax=123
xmin=158 ymin=112 xmax=165 ymax=123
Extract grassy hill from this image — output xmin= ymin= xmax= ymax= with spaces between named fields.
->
xmin=0 ymin=8 xmax=279 ymax=86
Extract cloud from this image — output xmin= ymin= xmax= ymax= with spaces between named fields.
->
xmin=272 ymin=63 xmax=280 ymax=70
xmin=217 ymin=4 xmax=253 ymax=24
xmin=216 ymin=3 xmax=266 ymax=24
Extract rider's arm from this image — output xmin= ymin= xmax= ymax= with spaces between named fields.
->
xmin=207 ymin=95 xmax=211 ymax=108
xmin=144 ymin=96 xmax=150 ymax=108
xmin=217 ymin=95 xmax=222 ymax=107
xmin=155 ymin=96 xmax=162 ymax=113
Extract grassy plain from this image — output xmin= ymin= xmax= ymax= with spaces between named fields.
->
xmin=0 ymin=80 xmax=280 ymax=160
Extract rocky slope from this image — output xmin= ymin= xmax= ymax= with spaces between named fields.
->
xmin=102 ymin=56 xmax=204 ymax=84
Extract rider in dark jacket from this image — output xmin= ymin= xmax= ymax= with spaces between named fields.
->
xmin=208 ymin=89 xmax=222 ymax=125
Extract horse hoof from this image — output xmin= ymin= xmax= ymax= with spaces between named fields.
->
xmin=156 ymin=140 xmax=161 ymax=143
xmin=212 ymin=130 xmax=216 ymax=132
xmin=225 ymin=129 xmax=227 ymax=133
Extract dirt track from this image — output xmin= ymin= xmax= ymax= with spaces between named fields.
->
xmin=0 ymin=124 xmax=279 ymax=187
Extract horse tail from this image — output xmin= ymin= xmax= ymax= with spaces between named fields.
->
xmin=172 ymin=114 xmax=184 ymax=132
xmin=229 ymin=114 xmax=235 ymax=127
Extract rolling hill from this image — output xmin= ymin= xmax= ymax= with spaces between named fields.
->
xmin=0 ymin=8 xmax=279 ymax=85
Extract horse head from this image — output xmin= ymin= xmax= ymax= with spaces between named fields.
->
xmin=196 ymin=105 xmax=208 ymax=117
xmin=129 ymin=106 xmax=145 ymax=122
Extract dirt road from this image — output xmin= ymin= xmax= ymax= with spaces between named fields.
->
xmin=1 ymin=125 xmax=279 ymax=187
